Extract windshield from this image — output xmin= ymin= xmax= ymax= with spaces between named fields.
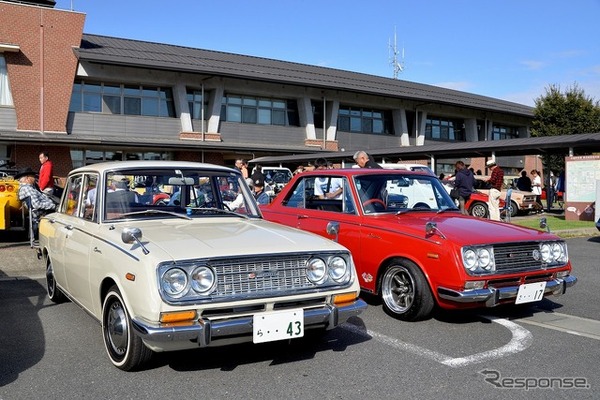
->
xmin=103 ymin=168 xmax=261 ymax=221
xmin=353 ymin=173 xmax=457 ymax=214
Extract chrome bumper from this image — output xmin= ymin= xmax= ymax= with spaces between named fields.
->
xmin=437 ymin=275 xmax=577 ymax=307
xmin=131 ymin=299 xmax=367 ymax=346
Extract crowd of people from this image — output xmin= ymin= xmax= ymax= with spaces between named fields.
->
xmin=12 ymin=149 xmax=565 ymax=231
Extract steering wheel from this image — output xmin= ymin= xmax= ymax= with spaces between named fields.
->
xmin=362 ymin=198 xmax=386 ymax=211
xmin=412 ymin=202 xmax=431 ymax=209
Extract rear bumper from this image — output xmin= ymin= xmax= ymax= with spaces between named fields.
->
xmin=437 ymin=275 xmax=577 ymax=307
xmin=132 ymin=299 xmax=367 ymax=347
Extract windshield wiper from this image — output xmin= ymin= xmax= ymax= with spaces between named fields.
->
xmin=119 ymin=209 xmax=191 ymax=220
xmin=437 ymin=206 xmax=460 ymax=214
xmin=188 ymin=207 xmax=249 ymax=218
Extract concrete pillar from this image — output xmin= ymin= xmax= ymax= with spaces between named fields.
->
xmin=392 ymin=108 xmax=410 ymax=146
xmin=174 ymin=81 xmax=192 ymax=132
xmin=207 ymin=84 xmax=224 ymax=133
xmin=298 ymin=96 xmax=316 ymax=140
xmin=464 ymin=118 xmax=478 ymax=142
xmin=416 ymin=110 xmax=427 ymax=146
xmin=326 ymin=99 xmax=339 ymax=140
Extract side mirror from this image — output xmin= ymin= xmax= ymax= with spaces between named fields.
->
xmin=539 ymin=217 xmax=550 ymax=233
xmin=122 ymin=227 xmax=149 ymax=255
xmin=326 ymin=221 xmax=340 ymax=242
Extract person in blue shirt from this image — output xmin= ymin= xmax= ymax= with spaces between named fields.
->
xmin=251 ymin=176 xmax=270 ymax=205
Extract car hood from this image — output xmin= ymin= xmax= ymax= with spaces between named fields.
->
xmin=367 ymin=213 xmax=558 ymax=246
xmin=122 ymin=217 xmax=344 ymax=260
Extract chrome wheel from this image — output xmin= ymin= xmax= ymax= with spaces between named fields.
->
xmin=102 ymin=286 xmax=152 ymax=370
xmin=46 ymin=260 xmax=66 ymax=303
xmin=469 ymin=201 xmax=488 ymax=218
xmin=380 ymin=261 xmax=434 ymax=321
xmin=381 ymin=265 xmax=415 ymax=315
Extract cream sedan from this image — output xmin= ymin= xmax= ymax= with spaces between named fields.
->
xmin=38 ymin=161 xmax=366 ymax=370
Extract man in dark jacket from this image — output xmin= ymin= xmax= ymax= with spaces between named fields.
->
xmin=353 ymin=151 xmax=381 ymax=168
xmin=453 ymin=161 xmax=475 ymax=215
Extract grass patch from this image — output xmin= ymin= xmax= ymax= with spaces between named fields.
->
xmin=512 ymin=215 xmax=595 ymax=231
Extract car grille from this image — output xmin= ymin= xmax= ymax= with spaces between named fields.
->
xmin=209 ymin=254 xmax=314 ymax=297
xmin=493 ymin=242 xmax=558 ymax=273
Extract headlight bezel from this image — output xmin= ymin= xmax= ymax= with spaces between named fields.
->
xmin=539 ymin=241 xmax=568 ymax=265
xmin=461 ymin=245 xmax=496 ymax=275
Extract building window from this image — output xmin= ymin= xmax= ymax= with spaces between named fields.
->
xmin=220 ymin=94 xmax=299 ymax=126
xmin=425 ymin=117 xmax=465 ymax=141
xmin=69 ymin=81 xmax=175 ymax=117
xmin=492 ymin=125 xmax=519 ymax=140
xmin=338 ymin=106 xmax=393 ymax=134
xmin=0 ymin=54 xmax=13 ymax=106
xmin=187 ymin=90 xmax=209 ymax=120
xmin=70 ymin=149 xmax=173 ymax=169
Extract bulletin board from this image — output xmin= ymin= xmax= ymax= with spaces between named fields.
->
xmin=564 ymin=155 xmax=600 ymax=221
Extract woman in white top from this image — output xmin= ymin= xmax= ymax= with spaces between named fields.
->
xmin=530 ymin=169 xmax=543 ymax=213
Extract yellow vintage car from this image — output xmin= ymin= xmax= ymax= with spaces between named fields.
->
xmin=0 ymin=173 xmax=26 ymax=231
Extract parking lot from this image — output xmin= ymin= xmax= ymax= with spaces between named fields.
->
xmin=1 ymin=231 xmax=599 ymax=399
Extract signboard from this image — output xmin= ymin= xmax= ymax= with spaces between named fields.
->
xmin=564 ymin=155 xmax=600 ymax=221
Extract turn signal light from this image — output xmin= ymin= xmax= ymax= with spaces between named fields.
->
xmin=333 ymin=292 xmax=358 ymax=305
xmin=159 ymin=310 xmax=197 ymax=324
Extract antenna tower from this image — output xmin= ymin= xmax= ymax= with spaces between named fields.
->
xmin=388 ymin=27 xmax=405 ymax=79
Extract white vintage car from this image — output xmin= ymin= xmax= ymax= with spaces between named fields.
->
xmin=38 ymin=161 xmax=366 ymax=370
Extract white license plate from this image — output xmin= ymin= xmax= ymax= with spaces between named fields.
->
xmin=515 ymin=282 xmax=547 ymax=304
xmin=253 ymin=309 xmax=304 ymax=343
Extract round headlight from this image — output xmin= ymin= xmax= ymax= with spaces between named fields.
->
xmin=550 ymin=242 xmax=563 ymax=262
xmin=328 ymin=256 xmax=348 ymax=282
xmin=477 ymin=248 xmax=492 ymax=271
xmin=190 ymin=266 xmax=216 ymax=294
xmin=540 ymin=243 xmax=551 ymax=262
xmin=161 ymin=268 xmax=188 ymax=297
xmin=463 ymin=249 xmax=478 ymax=271
xmin=306 ymin=257 xmax=327 ymax=284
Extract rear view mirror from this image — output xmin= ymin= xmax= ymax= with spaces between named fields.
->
xmin=168 ymin=177 xmax=195 ymax=185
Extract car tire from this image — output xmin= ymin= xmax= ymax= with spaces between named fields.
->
xmin=510 ymin=201 xmax=518 ymax=217
xmin=469 ymin=201 xmax=488 ymax=218
xmin=102 ymin=285 xmax=153 ymax=371
xmin=46 ymin=259 xmax=67 ymax=304
xmin=380 ymin=260 xmax=434 ymax=321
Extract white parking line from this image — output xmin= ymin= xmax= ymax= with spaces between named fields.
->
xmin=515 ymin=311 xmax=600 ymax=341
xmin=342 ymin=316 xmax=532 ymax=368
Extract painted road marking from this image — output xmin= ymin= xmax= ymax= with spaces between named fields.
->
xmin=342 ymin=316 xmax=532 ymax=368
xmin=515 ymin=311 xmax=600 ymax=341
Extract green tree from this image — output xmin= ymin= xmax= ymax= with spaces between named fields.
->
xmin=532 ymin=84 xmax=600 ymax=173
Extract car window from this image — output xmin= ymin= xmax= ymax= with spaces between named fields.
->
xmin=103 ymin=169 xmax=260 ymax=221
xmin=82 ymin=174 xmax=99 ymax=222
xmin=354 ymin=174 xmax=455 ymax=213
xmin=61 ymin=174 xmax=84 ymax=217
xmin=282 ymin=175 xmax=356 ymax=214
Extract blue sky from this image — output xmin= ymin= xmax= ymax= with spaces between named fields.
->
xmin=55 ymin=0 xmax=600 ymax=107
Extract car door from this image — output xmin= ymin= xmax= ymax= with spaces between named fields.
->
xmin=276 ymin=175 xmax=362 ymax=256
xmin=57 ymin=173 xmax=96 ymax=312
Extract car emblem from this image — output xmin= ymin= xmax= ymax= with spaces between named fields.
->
xmin=362 ymin=272 xmax=373 ymax=283
xmin=248 ymin=271 xmax=275 ymax=279
xmin=532 ymin=249 xmax=541 ymax=261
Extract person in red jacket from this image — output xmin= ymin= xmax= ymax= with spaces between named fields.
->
xmin=38 ymin=151 xmax=54 ymax=195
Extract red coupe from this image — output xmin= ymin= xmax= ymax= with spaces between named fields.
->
xmin=262 ymin=168 xmax=576 ymax=321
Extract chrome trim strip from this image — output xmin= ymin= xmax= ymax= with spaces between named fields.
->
xmin=50 ymin=220 xmax=140 ymax=261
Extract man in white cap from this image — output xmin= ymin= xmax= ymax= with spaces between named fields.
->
xmin=485 ymin=159 xmax=504 ymax=221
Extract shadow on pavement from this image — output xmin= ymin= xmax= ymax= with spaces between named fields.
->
xmin=0 ymin=278 xmax=48 ymax=387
